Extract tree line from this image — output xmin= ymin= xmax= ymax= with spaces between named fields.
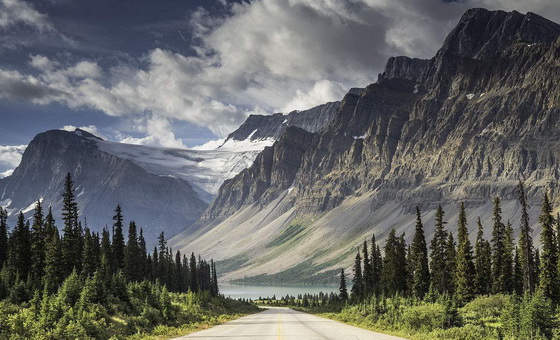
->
xmin=339 ymin=181 xmax=559 ymax=305
xmin=0 ymin=173 xmax=219 ymax=303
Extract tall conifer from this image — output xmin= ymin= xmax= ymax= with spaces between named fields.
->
xmin=410 ymin=207 xmax=430 ymax=298
xmin=455 ymin=202 xmax=475 ymax=302
xmin=538 ymin=193 xmax=558 ymax=302
xmin=517 ymin=181 xmax=535 ymax=294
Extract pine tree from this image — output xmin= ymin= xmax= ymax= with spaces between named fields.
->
xmin=43 ymin=226 xmax=63 ymax=294
xmin=30 ymin=200 xmax=45 ymax=284
xmin=351 ymin=250 xmax=363 ymax=300
xmin=535 ymin=248 xmax=541 ymax=288
xmin=362 ymin=240 xmax=373 ymax=295
xmin=138 ymin=228 xmax=147 ymax=279
xmin=100 ymin=227 xmax=113 ymax=271
xmin=112 ymin=205 xmax=125 ymax=270
xmin=474 ymin=217 xmax=492 ymax=295
xmin=513 ymin=247 xmax=523 ymax=295
xmin=370 ymin=234 xmax=382 ymax=295
xmin=430 ymin=205 xmax=449 ymax=294
xmin=339 ymin=268 xmax=348 ymax=301
xmin=454 ymin=202 xmax=475 ymax=302
xmin=189 ymin=252 xmax=198 ymax=292
xmin=0 ymin=207 xmax=8 ymax=267
xmin=8 ymin=212 xmax=32 ymax=280
xmin=502 ymin=221 xmax=515 ymax=294
xmin=444 ymin=232 xmax=456 ymax=294
xmin=124 ymin=221 xmax=141 ymax=282
xmin=61 ymin=173 xmax=80 ymax=275
xmin=210 ymin=259 xmax=219 ymax=296
xmin=81 ymin=228 xmax=96 ymax=278
xmin=517 ymin=181 xmax=536 ymax=294
xmin=538 ymin=192 xmax=558 ymax=302
xmin=410 ymin=207 xmax=430 ymax=298
xmin=491 ymin=196 xmax=506 ymax=294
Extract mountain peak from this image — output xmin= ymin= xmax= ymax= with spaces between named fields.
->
xmin=73 ymin=128 xmax=103 ymax=140
xmin=438 ymin=8 xmax=560 ymax=60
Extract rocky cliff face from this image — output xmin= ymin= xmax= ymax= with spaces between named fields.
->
xmin=0 ymin=129 xmax=208 ymax=244
xmin=170 ymin=8 xmax=560 ymax=283
xmin=205 ymin=126 xmax=314 ymax=220
xmin=224 ymin=102 xmax=339 ymax=142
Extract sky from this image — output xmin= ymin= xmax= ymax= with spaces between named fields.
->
xmin=1 ymin=0 xmax=560 ymax=176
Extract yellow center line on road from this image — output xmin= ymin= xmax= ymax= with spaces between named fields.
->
xmin=277 ymin=312 xmax=284 ymax=340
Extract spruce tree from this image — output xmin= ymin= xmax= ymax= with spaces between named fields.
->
xmin=9 ymin=212 xmax=32 ymax=280
xmin=61 ymin=173 xmax=81 ymax=275
xmin=370 ymin=234 xmax=382 ymax=294
xmin=513 ymin=247 xmax=523 ymax=295
xmin=444 ymin=232 xmax=456 ymax=294
xmin=410 ymin=207 xmax=430 ymax=298
xmin=100 ymin=227 xmax=113 ymax=271
xmin=430 ymin=205 xmax=449 ymax=294
xmin=189 ymin=252 xmax=198 ymax=292
xmin=518 ymin=181 xmax=535 ymax=294
xmin=339 ymin=268 xmax=348 ymax=301
xmin=81 ymin=228 xmax=96 ymax=278
xmin=351 ymin=250 xmax=363 ymax=300
xmin=211 ymin=259 xmax=219 ymax=296
xmin=474 ymin=217 xmax=492 ymax=295
xmin=362 ymin=240 xmax=373 ymax=295
xmin=502 ymin=221 xmax=515 ymax=294
xmin=124 ymin=221 xmax=141 ymax=282
xmin=0 ymin=207 xmax=8 ymax=267
xmin=43 ymin=226 xmax=63 ymax=294
xmin=454 ymin=202 xmax=475 ymax=302
xmin=491 ymin=196 xmax=506 ymax=294
xmin=30 ymin=200 xmax=46 ymax=284
xmin=112 ymin=205 xmax=125 ymax=270
xmin=538 ymin=192 xmax=558 ymax=302
xmin=138 ymin=228 xmax=147 ymax=279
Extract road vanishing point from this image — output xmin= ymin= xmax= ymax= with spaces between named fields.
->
xmin=172 ymin=307 xmax=405 ymax=340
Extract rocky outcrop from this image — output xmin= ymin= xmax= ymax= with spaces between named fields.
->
xmin=0 ymin=129 xmax=207 ymax=244
xmin=205 ymin=126 xmax=314 ymax=220
xmin=224 ymin=102 xmax=339 ymax=142
xmin=378 ymin=56 xmax=429 ymax=83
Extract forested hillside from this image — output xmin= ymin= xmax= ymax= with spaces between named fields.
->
xmin=0 ymin=173 xmax=257 ymax=339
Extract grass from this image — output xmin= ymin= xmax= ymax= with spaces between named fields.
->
xmin=266 ymin=224 xmax=305 ymax=248
xmin=128 ymin=312 xmax=261 ymax=340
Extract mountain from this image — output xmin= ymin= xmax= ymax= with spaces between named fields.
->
xmin=170 ymin=8 xmax=560 ymax=284
xmin=0 ymin=129 xmax=207 ymax=244
xmin=0 ymin=100 xmax=340 ymax=243
xmin=223 ymin=101 xmax=339 ymax=143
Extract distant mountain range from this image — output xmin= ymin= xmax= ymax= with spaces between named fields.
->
xmin=0 ymin=102 xmax=339 ymax=244
xmin=169 ymin=8 xmax=560 ymax=284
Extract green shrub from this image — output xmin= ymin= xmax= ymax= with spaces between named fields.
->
xmin=401 ymin=302 xmax=447 ymax=332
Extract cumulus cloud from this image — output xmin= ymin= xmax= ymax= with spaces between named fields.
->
xmin=1 ymin=0 xmax=560 ymax=146
xmin=0 ymin=0 xmax=53 ymax=31
xmin=0 ymin=145 xmax=27 ymax=178
xmin=282 ymin=80 xmax=347 ymax=112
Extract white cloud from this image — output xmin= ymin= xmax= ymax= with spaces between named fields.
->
xmin=0 ymin=145 xmax=27 ymax=178
xmin=282 ymin=80 xmax=347 ymax=112
xmin=0 ymin=169 xmax=14 ymax=178
xmin=0 ymin=0 xmax=53 ymax=31
xmin=1 ymin=0 xmax=560 ymax=146
xmin=60 ymin=125 xmax=104 ymax=138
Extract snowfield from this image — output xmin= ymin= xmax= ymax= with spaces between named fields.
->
xmin=96 ymin=137 xmax=274 ymax=202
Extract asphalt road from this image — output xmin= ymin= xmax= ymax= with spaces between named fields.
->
xmin=172 ymin=307 xmax=405 ymax=340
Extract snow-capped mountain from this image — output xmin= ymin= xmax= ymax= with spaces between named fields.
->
xmin=0 ymin=101 xmax=339 ymax=243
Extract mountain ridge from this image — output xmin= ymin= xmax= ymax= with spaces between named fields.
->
xmin=170 ymin=8 xmax=560 ymax=284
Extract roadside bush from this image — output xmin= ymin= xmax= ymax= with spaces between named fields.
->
xmin=401 ymin=302 xmax=447 ymax=332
